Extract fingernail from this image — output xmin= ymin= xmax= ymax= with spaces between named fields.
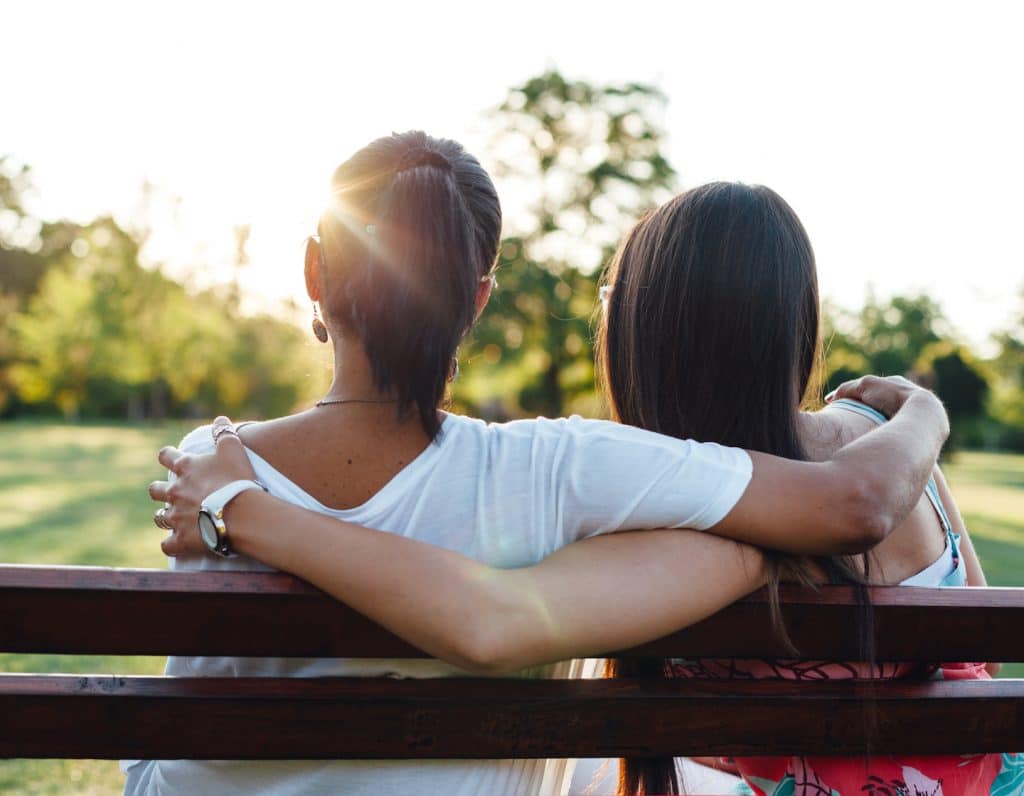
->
xmin=824 ymin=390 xmax=837 ymax=403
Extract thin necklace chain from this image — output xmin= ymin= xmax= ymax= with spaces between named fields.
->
xmin=315 ymin=397 xmax=399 ymax=408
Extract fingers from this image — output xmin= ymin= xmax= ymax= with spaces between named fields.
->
xmin=152 ymin=417 xmax=250 ymax=560
xmin=161 ymin=533 xmax=184 ymax=558
xmin=211 ymin=416 xmax=250 ymax=465
xmin=157 ymin=506 xmax=205 ymax=557
xmin=832 ymin=376 xmax=890 ymax=415
xmin=149 ymin=480 xmax=171 ymax=502
xmin=212 ymin=416 xmax=239 ymax=445
xmin=828 ymin=374 xmax=936 ymax=421
xmin=158 ymin=446 xmax=189 ymax=475
xmin=826 ymin=379 xmax=858 ymax=404
xmin=212 ymin=423 xmax=258 ymax=483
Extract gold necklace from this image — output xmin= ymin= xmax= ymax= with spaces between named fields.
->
xmin=315 ymin=397 xmax=399 ymax=408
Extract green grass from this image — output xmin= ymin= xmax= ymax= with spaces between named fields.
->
xmin=942 ymin=451 xmax=1024 ymax=588
xmin=0 ymin=421 xmax=188 ymax=795
xmin=939 ymin=451 xmax=1024 ymax=680
xmin=0 ymin=423 xmax=1022 ymax=794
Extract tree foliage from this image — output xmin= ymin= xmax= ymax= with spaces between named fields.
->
xmin=1 ymin=72 xmax=1021 ymax=452
xmin=0 ymin=163 xmax=328 ymax=422
xmin=988 ymin=290 xmax=1024 ymax=449
xmin=823 ymin=294 xmax=994 ymax=451
xmin=456 ymin=70 xmax=676 ymax=418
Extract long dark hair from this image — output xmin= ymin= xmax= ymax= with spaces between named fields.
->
xmin=317 ymin=131 xmax=501 ymax=438
xmin=597 ymin=183 xmax=872 ymax=795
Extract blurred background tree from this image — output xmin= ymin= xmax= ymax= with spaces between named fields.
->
xmin=0 ymin=158 xmax=328 ymax=422
xmin=455 ymin=70 xmax=676 ymax=418
xmin=823 ymin=293 xmax=995 ymax=451
xmin=0 ymin=71 xmax=1022 ymax=454
xmin=989 ymin=292 xmax=1024 ymax=450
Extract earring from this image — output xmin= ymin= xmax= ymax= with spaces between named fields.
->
xmin=448 ymin=356 xmax=460 ymax=383
xmin=311 ymin=304 xmax=329 ymax=343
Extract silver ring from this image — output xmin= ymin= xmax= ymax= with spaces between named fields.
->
xmin=153 ymin=507 xmax=170 ymax=530
xmin=212 ymin=424 xmax=239 ymax=443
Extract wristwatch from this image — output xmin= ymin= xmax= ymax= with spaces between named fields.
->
xmin=198 ymin=479 xmax=267 ymax=557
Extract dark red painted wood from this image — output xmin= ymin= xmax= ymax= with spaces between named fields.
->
xmin=3 ymin=565 xmax=1024 ymax=660
xmin=2 ymin=566 xmax=1023 ymax=761
xmin=1 ymin=674 xmax=1021 ymax=759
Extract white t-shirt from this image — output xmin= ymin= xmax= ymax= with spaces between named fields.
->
xmin=123 ymin=413 xmax=752 ymax=796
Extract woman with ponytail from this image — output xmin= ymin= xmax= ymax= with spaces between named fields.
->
xmin=146 ymin=142 xmax=962 ymax=796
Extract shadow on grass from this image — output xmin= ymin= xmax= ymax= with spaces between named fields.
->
xmin=0 ymin=481 xmax=154 ymax=563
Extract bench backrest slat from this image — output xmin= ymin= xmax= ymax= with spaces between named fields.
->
xmin=2 ymin=674 xmax=1022 ymax=759
xmin=4 ymin=565 xmax=1024 ymax=661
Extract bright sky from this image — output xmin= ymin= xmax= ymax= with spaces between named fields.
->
xmin=6 ymin=1 xmax=1023 ymax=348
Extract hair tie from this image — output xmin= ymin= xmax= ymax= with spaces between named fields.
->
xmin=396 ymin=148 xmax=451 ymax=174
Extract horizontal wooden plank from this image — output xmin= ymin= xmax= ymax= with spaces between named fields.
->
xmin=1 ymin=674 xmax=1022 ymax=759
xmin=2 ymin=565 xmax=1024 ymax=660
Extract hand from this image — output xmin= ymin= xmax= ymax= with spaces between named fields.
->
xmin=827 ymin=374 xmax=942 ymax=421
xmin=149 ymin=416 xmax=257 ymax=557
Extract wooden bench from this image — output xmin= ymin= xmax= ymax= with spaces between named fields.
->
xmin=1 ymin=564 xmax=1022 ymax=760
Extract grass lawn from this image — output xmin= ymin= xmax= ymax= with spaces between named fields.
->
xmin=0 ymin=422 xmax=1022 ymax=794
xmin=0 ymin=421 xmax=187 ymax=795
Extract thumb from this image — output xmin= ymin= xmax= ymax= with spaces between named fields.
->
xmin=211 ymin=415 xmax=239 ymax=445
xmin=211 ymin=415 xmax=257 ymax=478
xmin=212 ymin=415 xmax=246 ymax=459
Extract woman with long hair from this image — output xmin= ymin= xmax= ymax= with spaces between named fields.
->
xmin=592 ymin=182 xmax=1012 ymax=795
xmin=146 ymin=156 xmax=955 ymax=795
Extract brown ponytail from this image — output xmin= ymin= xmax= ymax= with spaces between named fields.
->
xmin=318 ymin=131 xmax=501 ymax=438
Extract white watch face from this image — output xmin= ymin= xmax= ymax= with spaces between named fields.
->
xmin=198 ymin=511 xmax=219 ymax=549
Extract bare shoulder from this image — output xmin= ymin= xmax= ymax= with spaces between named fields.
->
xmin=235 ymin=413 xmax=312 ymax=446
xmin=797 ymin=404 xmax=882 ymax=462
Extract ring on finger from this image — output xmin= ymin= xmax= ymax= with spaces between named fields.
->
xmin=212 ymin=424 xmax=239 ymax=443
xmin=153 ymin=507 xmax=170 ymax=530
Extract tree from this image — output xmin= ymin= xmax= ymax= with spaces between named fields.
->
xmin=989 ymin=289 xmax=1024 ymax=449
xmin=821 ymin=294 xmax=995 ymax=451
xmin=9 ymin=218 xmax=143 ymax=418
xmin=457 ymin=70 xmax=677 ymax=418
xmin=822 ymin=294 xmax=953 ymax=393
xmin=857 ymin=294 xmax=949 ymax=377
xmin=0 ymin=158 xmax=49 ymax=303
xmin=0 ymin=291 xmax=19 ymax=414
xmin=916 ymin=341 xmax=991 ymax=449
xmin=821 ymin=300 xmax=870 ymax=396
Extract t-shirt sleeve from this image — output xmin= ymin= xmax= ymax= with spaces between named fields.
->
xmin=546 ymin=416 xmax=753 ymax=547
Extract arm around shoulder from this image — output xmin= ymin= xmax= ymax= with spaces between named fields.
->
xmin=227 ymin=490 xmax=766 ymax=674
xmin=709 ymin=384 xmax=949 ymax=555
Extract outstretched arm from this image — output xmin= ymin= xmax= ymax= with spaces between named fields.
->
xmin=229 ymin=495 xmax=764 ymax=673
xmin=151 ymin=376 xmax=944 ymax=671
xmin=154 ymin=437 xmax=763 ymax=672
xmin=710 ymin=376 xmax=949 ymax=554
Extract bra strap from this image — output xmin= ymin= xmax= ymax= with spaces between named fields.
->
xmin=828 ymin=398 xmax=951 ymax=533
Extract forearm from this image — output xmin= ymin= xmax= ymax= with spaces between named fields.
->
xmin=225 ymin=491 xmax=512 ymax=671
xmin=153 ymin=424 xmax=767 ymax=673
xmin=500 ymin=530 xmax=766 ymax=667
xmin=713 ymin=391 xmax=949 ymax=555
xmin=225 ymin=493 xmax=766 ymax=673
xmin=827 ymin=391 xmax=949 ymax=541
